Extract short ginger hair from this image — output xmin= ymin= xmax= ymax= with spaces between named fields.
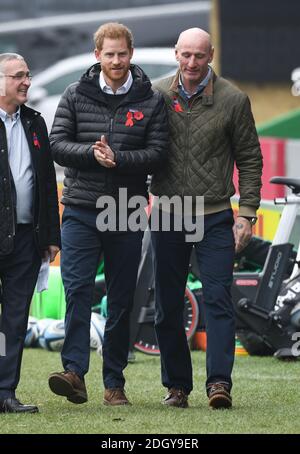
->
xmin=94 ymin=22 xmax=133 ymax=51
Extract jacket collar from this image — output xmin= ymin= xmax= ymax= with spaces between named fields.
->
xmin=0 ymin=104 xmax=40 ymax=123
xmin=169 ymin=67 xmax=215 ymax=106
xmin=20 ymin=104 xmax=41 ymax=121
xmin=77 ymin=62 xmax=153 ymax=104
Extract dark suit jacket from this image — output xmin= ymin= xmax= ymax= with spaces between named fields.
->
xmin=0 ymin=104 xmax=61 ymax=255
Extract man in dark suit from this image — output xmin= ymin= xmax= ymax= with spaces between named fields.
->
xmin=0 ymin=53 xmax=61 ymax=413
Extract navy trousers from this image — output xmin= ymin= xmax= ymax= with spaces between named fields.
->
xmin=60 ymin=206 xmax=143 ymax=389
xmin=0 ymin=225 xmax=41 ymax=399
xmin=151 ymin=209 xmax=236 ymax=394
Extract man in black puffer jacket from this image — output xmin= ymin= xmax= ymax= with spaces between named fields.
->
xmin=48 ymin=23 xmax=168 ymax=406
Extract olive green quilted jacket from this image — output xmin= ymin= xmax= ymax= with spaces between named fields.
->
xmin=151 ymin=70 xmax=263 ymax=216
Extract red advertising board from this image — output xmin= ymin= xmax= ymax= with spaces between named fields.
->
xmin=233 ymin=138 xmax=285 ymax=199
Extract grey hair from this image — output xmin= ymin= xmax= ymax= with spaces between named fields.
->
xmin=0 ymin=53 xmax=25 ymax=72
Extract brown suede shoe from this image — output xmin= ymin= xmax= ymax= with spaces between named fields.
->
xmin=48 ymin=371 xmax=88 ymax=404
xmin=162 ymin=388 xmax=188 ymax=408
xmin=208 ymin=383 xmax=232 ymax=409
xmin=103 ymin=388 xmax=131 ymax=406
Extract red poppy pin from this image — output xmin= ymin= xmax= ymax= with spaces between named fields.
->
xmin=172 ymin=97 xmax=183 ymax=113
xmin=33 ymin=132 xmax=41 ymax=149
xmin=125 ymin=110 xmax=144 ymax=127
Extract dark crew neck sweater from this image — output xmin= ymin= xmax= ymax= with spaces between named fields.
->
xmin=102 ymin=91 xmax=128 ymax=113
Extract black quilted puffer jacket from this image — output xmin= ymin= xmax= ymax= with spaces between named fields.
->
xmin=50 ymin=63 xmax=168 ymax=207
xmin=0 ymin=105 xmax=61 ymax=256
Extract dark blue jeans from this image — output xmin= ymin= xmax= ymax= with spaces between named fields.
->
xmin=61 ymin=206 xmax=143 ymax=389
xmin=151 ymin=209 xmax=236 ymax=394
xmin=0 ymin=224 xmax=41 ymax=399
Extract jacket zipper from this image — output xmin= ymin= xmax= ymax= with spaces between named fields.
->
xmin=180 ymin=94 xmax=202 ymax=198
xmin=108 ymin=116 xmax=114 ymax=145
xmin=177 ymin=93 xmax=191 ymax=198
xmin=182 ymin=109 xmax=191 ymax=198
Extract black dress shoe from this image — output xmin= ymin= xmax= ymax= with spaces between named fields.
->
xmin=0 ymin=397 xmax=39 ymax=414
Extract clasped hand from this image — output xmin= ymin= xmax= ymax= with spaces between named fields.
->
xmin=93 ymin=135 xmax=116 ymax=168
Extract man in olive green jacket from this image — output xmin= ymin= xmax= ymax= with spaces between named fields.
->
xmin=150 ymin=28 xmax=263 ymax=409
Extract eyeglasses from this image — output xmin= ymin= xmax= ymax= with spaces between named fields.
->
xmin=3 ymin=72 xmax=33 ymax=82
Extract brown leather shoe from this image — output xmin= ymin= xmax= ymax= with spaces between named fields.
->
xmin=208 ymin=383 xmax=232 ymax=409
xmin=48 ymin=370 xmax=88 ymax=404
xmin=162 ymin=388 xmax=188 ymax=408
xmin=103 ymin=388 xmax=131 ymax=406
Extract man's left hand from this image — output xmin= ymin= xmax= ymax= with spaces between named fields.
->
xmin=233 ymin=217 xmax=253 ymax=253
